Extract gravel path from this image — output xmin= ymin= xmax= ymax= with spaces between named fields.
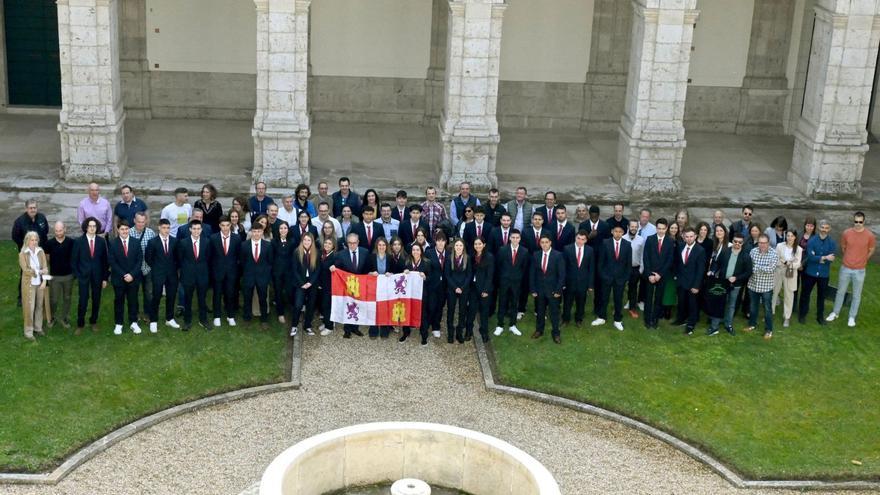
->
xmin=4 ymin=333 xmax=871 ymax=495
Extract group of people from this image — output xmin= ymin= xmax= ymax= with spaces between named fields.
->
xmin=12 ymin=178 xmax=874 ymax=345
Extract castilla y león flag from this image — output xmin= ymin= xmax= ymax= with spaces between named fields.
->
xmin=331 ymin=270 xmax=424 ymax=327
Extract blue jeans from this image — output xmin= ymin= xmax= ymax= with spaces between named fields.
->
xmin=832 ymin=266 xmax=866 ymax=319
xmin=749 ymin=289 xmax=773 ymax=332
xmin=710 ymin=285 xmax=742 ymax=330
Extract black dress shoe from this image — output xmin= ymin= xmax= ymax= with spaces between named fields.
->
xmin=531 ymin=331 xmax=543 ymax=339
xmin=553 ymin=335 xmax=561 ymax=344
xmin=398 ymin=334 xmax=408 ymax=343
xmin=672 ymin=319 xmax=686 ymax=326
xmin=685 ymin=327 xmax=694 ymax=335
xmin=817 ymin=320 xmax=827 ymax=326
xmin=182 ymin=324 xmax=191 ymax=332
xmin=420 ymin=338 xmax=428 ymax=346
xmin=447 ymin=336 xmax=454 ymax=344
xmin=481 ymin=335 xmax=490 ymax=343
xmin=343 ymin=332 xmax=352 ymax=339
xmin=798 ymin=316 xmax=806 ymax=324
xmin=199 ymin=320 xmax=209 ymax=330
xmin=351 ymin=328 xmax=364 ymax=337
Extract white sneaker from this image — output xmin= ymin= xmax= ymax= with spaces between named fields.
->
xmin=305 ymin=328 xmax=315 ymax=336
xmin=149 ymin=322 xmax=158 ymax=333
xmin=320 ymin=328 xmax=332 ymax=336
xmin=516 ymin=312 xmax=524 ymax=321
xmin=278 ymin=315 xmax=286 ymax=324
xmin=848 ymin=317 xmax=856 ymax=327
xmin=130 ymin=323 xmax=142 ymax=335
xmin=509 ymin=325 xmax=522 ymax=336
xmin=113 ymin=324 xmax=123 ymax=335
xmin=166 ymin=319 xmax=181 ymax=329
xmin=319 ymin=324 xmax=326 ymax=332
xmin=613 ymin=321 xmax=624 ymax=331
xmin=289 ymin=327 xmax=297 ymax=337
xmin=213 ymin=318 xmax=222 ymax=327
xmin=227 ymin=318 xmax=237 ymax=327
xmin=432 ymin=330 xmax=441 ymax=338
xmin=623 ymin=302 xmax=629 ymax=310
xmin=638 ymin=302 xmax=645 ymax=311
xmin=494 ymin=326 xmax=504 ymax=336
xmin=826 ymin=312 xmax=838 ymax=322
xmin=591 ymin=318 xmax=606 ymax=326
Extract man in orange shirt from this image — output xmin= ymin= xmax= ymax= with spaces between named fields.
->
xmin=827 ymin=212 xmax=875 ymax=327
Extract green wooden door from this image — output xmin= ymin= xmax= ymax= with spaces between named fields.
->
xmin=4 ymin=0 xmax=61 ymax=106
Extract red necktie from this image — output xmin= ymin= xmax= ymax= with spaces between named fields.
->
xmin=254 ymin=242 xmax=260 ymax=262
xmin=577 ymin=247 xmax=582 ymax=267
xmin=477 ymin=224 xmax=482 ymax=238
xmin=439 ymin=252 xmax=445 ymax=270
xmin=503 ymin=231 xmax=508 ymax=245
xmin=163 ymin=238 xmax=168 ymax=256
xmin=542 ymin=252 xmax=548 ymax=274
xmin=512 ymin=248 xmax=517 ymax=265
xmin=658 ymin=237 xmax=663 ymax=254
xmin=535 ymin=230 xmax=540 ymax=244
xmin=684 ymin=246 xmax=691 ymax=264
xmin=302 ymin=226 xmax=307 ymax=236
xmin=614 ymin=241 xmax=620 ymax=260
xmin=193 ymin=240 xmax=199 ymax=261
xmin=366 ymin=225 xmax=372 ymax=247
xmin=122 ymin=239 xmax=128 ymax=257
xmin=351 ymin=250 xmax=357 ymax=267
xmin=89 ymin=238 xmax=95 ymax=258
xmin=223 ymin=236 xmax=228 ymax=255
xmin=557 ymin=224 xmax=562 ymax=240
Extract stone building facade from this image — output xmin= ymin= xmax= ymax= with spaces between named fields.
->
xmin=2 ymin=0 xmax=880 ymax=197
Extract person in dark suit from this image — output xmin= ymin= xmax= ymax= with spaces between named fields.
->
xmin=390 ymin=190 xmax=410 ymax=222
xmin=240 ymin=224 xmax=274 ymax=328
xmin=425 ymin=233 xmax=450 ymax=338
xmin=71 ymin=217 xmax=109 ymax=333
xmin=145 ymin=219 xmax=180 ymax=332
xmin=108 ymin=221 xmax=143 ymax=335
xmin=674 ymin=227 xmax=706 ymax=334
xmin=548 ymin=206 xmax=575 ymax=252
xmin=488 ymin=213 xmax=513 ymax=256
xmin=398 ymin=204 xmax=429 ymax=247
xmin=289 ymin=232 xmax=319 ymax=336
xmin=176 ymin=220 xmax=212 ymax=330
xmin=350 ymin=206 xmax=383 ymax=252
xmin=641 ymin=218 xmax=675 ymax=329
xmin=331 ymin=232 xmax=370 ymax=338
xmin=209 ymin=216 xmax=240 ymax=328
xmin=520 ymin=211 xmax=550 ymax=316
xmin=272 ymin=221 xmax=295 ymax=325
xmin=463 ymin=206 xmax=493 ymax=254
xmin=530 ymin=235 xmax=565 ymax=343
xmin=290 ymin=210 xmax=319 ymax=249
xmin=579 ymin=205 xmax=611 ymax=251
xmin=562 ymin=231 xmax=594 ymax=327
xmin=175 ymin=208 xmax=214 ymax=239
xmin=495 ymin=229 xmax=528 ymax=336
xmin=445 ymin=238 xmax=471 ymax=343
xmin=535 ymin=191 xmax=557 ymax=224
xmin=400 ymin=243 xmax=432 ymax=345
xmin=593 ymin=225 xmax=632 ymax=330
xmin=317 ymin=237 xmax=337 ymax=335
xmin=466 ymin=238 xmax=494 ymax=343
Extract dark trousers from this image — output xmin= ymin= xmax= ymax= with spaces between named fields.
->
xmin=466 ymin=288 xmax=491 ymax=339
xmin=627 ymin=266 xmax=641 ymax=306
xmin=798 ymin=274 xmax=829 ymax=322
xmin=112 ymin=281 xmax=139 ymax=325
xmin=319 ymin=284 xmax=333 ymax=329
xmin=517 ymin=276 xmax=529 ymax=313
xmin=403 ymin=300 xmax=432 ymax=341
xmin=597 ymin=280 xmax=626 ymax=322
xmin=643 ymin=277 xmax=665 ymax=326
xmin=273 ymin=272 xmax=290 ymax=317
xmin=676 ymin=286 xmax=700 ymax=328
xmin=429 ymin=281 xmax=447 ymax=330
xmin=562 ymin=285 xmax=587 ymax=324
xmin=534 ymin=292 xmax=561 ymax=337
xmin=150 ymin=274 xmax=178 ymax=322
xmin=497 ymin=280 xmax=521 ymax=327
xmin=140 ymin=272 xmax=152 ymax=318
xmin=213 ymin=273 xmax=238 ymax=319
xmin=183 ymin=281 xmax=209 ymax=324
xmin=76 ymin=276 xmax=102 ymax=327
xmin=446 ymin=289 xmax=468 ymax=337
xmin=242 ymin=281 xmax=269 ymax=322
xmin=290 ymin=285 xmax=316 ymax=330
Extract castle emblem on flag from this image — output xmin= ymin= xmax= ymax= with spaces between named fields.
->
xmin=393 ymin=275 xmax=408 ymax=295
xmin=346 ymin=275 xmax=360 ymax=298
xmin=346 ymin=302 xmax=360 ymax=321
xmin=391 ymin=301 xmax=406 ymax=323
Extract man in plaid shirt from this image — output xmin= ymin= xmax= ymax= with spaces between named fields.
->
xmin=747 ymin=234 xmax=778 ymax=338
xmin=420 ymin=186 xmax=447 ymax=234
xmin=130 ymin=211 xmax=157 ymax=323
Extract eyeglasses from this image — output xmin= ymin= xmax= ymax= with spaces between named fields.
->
xmin=732 ymin=240 xmax=743 ymax=244
xmin=854 ymin=220 xmax=864 ymax=224
xmin=743 ymin=212 xmax=752 ymax=216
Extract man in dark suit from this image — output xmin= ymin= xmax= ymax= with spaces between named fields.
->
xmin=562 ymin=231 xmax=594 ymax=327
xmin=176 ymin=208 xmax=213 ymax=239
xmin=350 ymin=206 xmax=383 ymax=251
xmin=463 ymin=206 xmax=493 ymax=253
xmin=593 ymin=225 xmax=632 ymax=330
xmin=108 ymin=221 xmax=144 ymax=335
xmin=641 ymin=218 xmax=675 ymax=329
xmin=176 ymin=220 xmax=212 ymax=330
xmin=71 ymin=216 xmax=109 ymax=334
xmin=398 ymin=204 xmax=429 ymax=247
xmin=535 ymin=191 xmax=557 ymax=224
xmin=520 ymin=211 xmax=550 ymax=316
xmin=488 ymin=212 xmax=513 ymax=255
xmin=530 ymin=235 xmax=565 ymax=344
xmin=674 ymin=227 xmax=706 ymax=334
xmin=579 ymin=205 xmax=611 ymax=251
xmin=332 ymin=233 xmax=370 ymax=338
xmin=210 ymin=216 xmax=241 ymax=328
xmin=240 ymin=223 xmax=274 ymax=328
xmin=390 ymin=190 xmax=410 ymax=222
xmin=494 ymin=229 xmax=528 ymax=336
xmin=549 ymin=206 xmax=575 ymax=252
xmin=145 ymin=219 xmax=180 ymax=332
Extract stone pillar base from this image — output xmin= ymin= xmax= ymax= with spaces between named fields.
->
xmin=439 ymin=127 xmax=499 ymax=192
xmin=736 ymin=86 xmax=788 ymax=136
xmin=790 ymin=132 xmax=865 ymax=198
xmin=253 ymin=129 xmax=311 ymax=187
xmin=617 ymin=125 xmax=684 ymax=194
xmin=58 ymin=117 xmax=127 ymax=182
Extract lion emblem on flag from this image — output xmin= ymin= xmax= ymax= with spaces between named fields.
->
xmin=394 ymin=275 xmax=407 ymax=295
xmin=346 ymin=275 xmax=360 ymax=298
xmin=346 ymin=302 xmax=359 ymax=321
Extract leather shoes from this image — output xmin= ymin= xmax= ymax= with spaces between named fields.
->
xmin=553 ymin=335 xmax=561 ymax=344
xmin=343 ymin=332 xmax=352 ymax=339
xmin=351 ymin=328 xmax=364 ymax=337
xmin=531 ymin=331 xmax=543 ymax=339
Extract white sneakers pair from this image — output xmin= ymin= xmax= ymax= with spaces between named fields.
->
xmin=493 ymin=325 xmax=522 ymax=336
xmin=826 ymin=312 xmax=857 ymax=327
xmin=591 ymin=318 xmax=624 ymax=331
xmin=211 ymin=317 xmax=238 ymax=328
xmin=319 ymin=324 xmax=333 ymax=336
xmin=114 ymin=323 xmax=143 ymax=335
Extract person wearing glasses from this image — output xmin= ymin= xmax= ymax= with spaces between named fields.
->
xmin=827 ymin=212 xmax=875 ymax=327
xmin=330 ymin=233 xmax=369 ymax=338
xmin=798 ymin=219 xmax=837 ymax=325
xmin=714 ymin=232 xmax=752 ymax=335
xmin=729 ymin=205 xmax=754 ymax=240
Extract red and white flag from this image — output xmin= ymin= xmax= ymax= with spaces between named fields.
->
xmin=331 ymin=270 xmax=424 ymax=327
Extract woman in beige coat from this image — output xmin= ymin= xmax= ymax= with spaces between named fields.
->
xmin=773 ymin=229 xmax=802 ymax=328
xmin=19 ymin=231 xmax=50 ymax=341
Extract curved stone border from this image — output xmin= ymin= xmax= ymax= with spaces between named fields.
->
xmin=474 ymin=339 xmax=880 ymax=491
xmin=0 ymin=333 xmax=303 ymax=485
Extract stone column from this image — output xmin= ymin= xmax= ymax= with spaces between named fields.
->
xmin=617 ymin=0 xmax=699 ymax=193
xmin=424 ymin=0 xmax=449 ymax=124
xmin=119 ymin=0 xmax=151 ymax=119
xmin=57 ymin=0 xmax=127 ymax=181
xmin=790 ymin=0 xmax=880 ymax=197
xmin=252 ymin=0 xmax=311 ymax=187
xmin=582 ymin=0 xmax=633 ymax=131
xmin=439 ymin=0 xmax=506 ymax=191
xmin=736 ymin=0 xmax=796 ymax=135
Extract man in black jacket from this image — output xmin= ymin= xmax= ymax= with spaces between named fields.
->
xmin=562 ymin=231 xmax=594 ymax=327
xmin=495 ymin=229 xmax=528 ymax=336
xmin=71 ymin=217 xmax=109 ymax=333
xmin=240 ymin=224 xmax=274 ymax=328
xmin=350 ymin=206 xmax=383 ymax=251
xmin=712 ymin=232 xmax=753 ymax=335
xmin=593 ymin=225 xmax=632 ymax=331
xmin=530 ymin=235 xmax=565 ymax=344
xmin=12 ymin=199 xmax=50 ymax=306
xmin=332 ymin=233 xmax=370 ymax=338
xmin=642 ymin=218 xmax=675 ymax=329
xmin=145 ymin=219 xmax=180 ymax=332
xmin=108 ymin=221 xmax=143 ymax=335
xmin=674 ymin=227 xmax=706 ymax=335
xmin=211 ymin=216 xmax=241 ymax=328
xmin=177 ymin=220 xmax=212 ymax=330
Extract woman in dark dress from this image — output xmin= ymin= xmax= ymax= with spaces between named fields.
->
xmin=272 ymin=221 xmax=293 ymax=324
xmin=195 ymin=183 xmax=223 ymax=232
xmin=704 ymin=224 xmax=730 ymax=333
xmin=317 ymin=237 xmax=337 ymax=336
xmin=445 ymin=238 xmax=471 ymax=344
xmin=289 ymin=232 xmax=319 ymax=336
xmin=466 ymin=237 xmax=494 ymax=343
xmin=400 ymin=243 xmax=432 ymax=345
xmin=389 ymin=236 xmax=409 ymax=274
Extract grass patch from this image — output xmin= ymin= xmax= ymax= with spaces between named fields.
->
xmin=492 ymin=264 xmax=880 ymax=480
xmin=0 ymin=242 xmax=287 ymax=472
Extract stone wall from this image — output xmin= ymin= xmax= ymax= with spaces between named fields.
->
xmin=309 ymin=76 xmax=426 ymax=124
xmin=498 ymin=81 xmax=584 ymax=129
xmin=119 ymin=0 xmax=150 ymax=119
xmin=149 ymin=71 xmax=256 ymax=120
xmin=684 ymin=86 xmax=743 ymax=133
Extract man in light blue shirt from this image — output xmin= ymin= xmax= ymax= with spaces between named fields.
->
xmin=378 ymin=204 xmax=399 ymax=240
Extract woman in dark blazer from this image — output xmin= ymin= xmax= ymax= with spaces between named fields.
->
xmin=388 ymin=236 xmax=409 ymax=274
xmin=272 ymin=221 xmax=294 ymax=324
xmin=466 ymin=237 xmax=494 ymax=343
xmin=317 ymin=237 xmax=337 ymax=336
xmin=291 ymin=211 xmax=319 ymax=249
xmin=289 ymin=232 xmax=319 ymax=336
xmin=444 ymin=238 xmax=471 ymax=344
xmin=367 ymin=237 xmax=393 ymax=339
xmin=400 ymin=243 xmax=432 ymax=345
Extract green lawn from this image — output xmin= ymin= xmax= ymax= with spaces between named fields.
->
xmin=0 ymin=242 xmax=288 ymax=472
xmin=492 ymin=265 xmax=880 ymax=480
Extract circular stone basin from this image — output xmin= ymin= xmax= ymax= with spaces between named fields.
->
xmin=259 ymin=422 xmax=561 ymax=495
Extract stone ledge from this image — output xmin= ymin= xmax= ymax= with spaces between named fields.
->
xmin=473 ymin=338 xmax=880 ymax=491
xmin=0 ymin=332 xmax=302 ymax=485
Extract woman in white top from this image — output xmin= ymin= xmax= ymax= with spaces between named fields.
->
xmin=19 ymin=231 xmax=49 ymax=341
xmin=773 ymin=229 xmax=802 ymax=327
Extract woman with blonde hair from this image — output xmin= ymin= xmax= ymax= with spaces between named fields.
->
xmin=20 ymin=231 xmax=49 ymax=341
xmin=290 ymin=232 xmax=319 ymax=336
